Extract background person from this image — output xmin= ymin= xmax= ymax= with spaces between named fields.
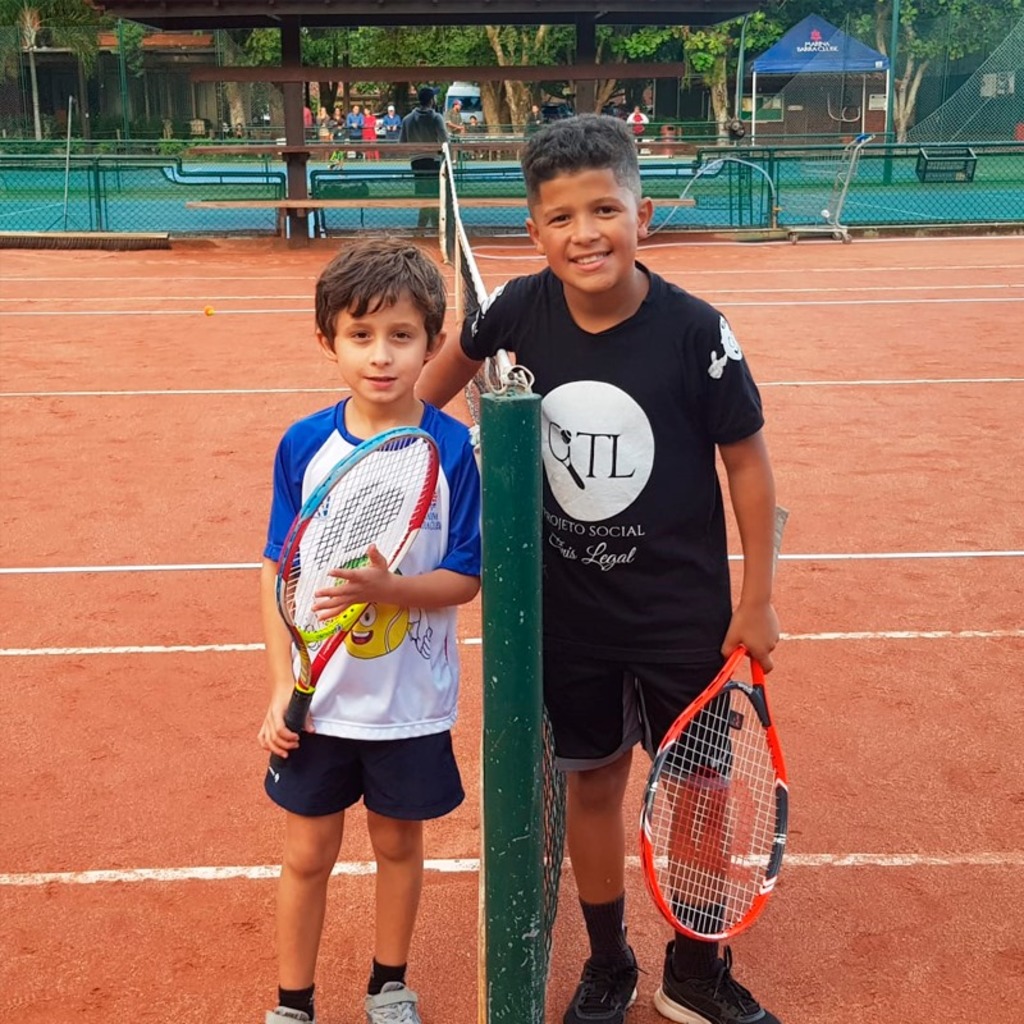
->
xmin=399 ymin=87 xmax=449 ymax=230
xmin=626 ymin=104 xmax=650 ymax=140
xmin=382 ymin=103 xmax=403 ymax=142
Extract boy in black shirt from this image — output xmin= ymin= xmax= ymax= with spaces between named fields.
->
xmin=418 ymin=114 xmax=781 ymax=1024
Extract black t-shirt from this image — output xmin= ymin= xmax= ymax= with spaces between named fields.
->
xmin=461 ymin=265 xmax=764 ymax=663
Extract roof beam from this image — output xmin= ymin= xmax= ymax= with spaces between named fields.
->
xmin=95 ymin=1 xmax=763 ymax=29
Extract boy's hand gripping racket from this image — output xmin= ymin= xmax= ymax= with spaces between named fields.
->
xmin=640 ymin=507 xmax=789 ymax=942
xmin=269 ymin=427 xmax=439 ymax=772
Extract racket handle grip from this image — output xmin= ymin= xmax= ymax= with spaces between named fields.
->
xmin=267 ymin=690 xmax=314 ymax=775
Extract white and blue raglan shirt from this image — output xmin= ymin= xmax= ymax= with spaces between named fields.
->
xmin=461 ymin=265 xmax=764 ymax=666
xmin=264 ymin=400 xmax=481 ymax=741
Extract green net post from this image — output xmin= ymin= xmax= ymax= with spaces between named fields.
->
xmin=480 ymin=390 xmax=546 ymax=1024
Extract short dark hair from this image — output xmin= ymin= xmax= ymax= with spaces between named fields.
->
xmin=521 ymin=114 xmax=641 ymax=202
xmin=315 ymin=238 xmax=446 ymax=348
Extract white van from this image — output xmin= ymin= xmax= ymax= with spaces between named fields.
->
xmin=445 ymin=82 xmax=485 ymax=126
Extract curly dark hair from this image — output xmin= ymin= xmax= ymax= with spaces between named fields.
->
xmin=521 ymin=114 xmax=641 ymax=203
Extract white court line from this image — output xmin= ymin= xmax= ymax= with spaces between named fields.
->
xmin=1 ymin=275 xmax=318 ymax=282
xmin=5 ymin=283 xmax=1023 ymax=304
xmin=759 ymin=377 xmax=1024 ymax=387
xmin=6 ymin=251 xmax=1024 ymax=281
xmin=2 ymin=851 xmax=1022 ymax=887
xmin=0 ymin=388 xmax=341 ymax=398
xmin=2 ymin=550 xmax=1021 ymax=575
xmin=0 ymin=307 xmax=312 ymax=317
xmin=2 ymin=630 xmax=1022 ymax=657
xmin=5 ymin=296 xmax=1024 ymax=317
xmin=0 ymin=294 xmax=311 ymax=303
xmin=1 ymin=378 xmax=1021 ymax=399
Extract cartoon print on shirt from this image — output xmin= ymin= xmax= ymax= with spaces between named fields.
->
xmin=344 ymin=603 xmax=410 ymax=659
xmin=407 ymin=609 xmax=434 ymax=659
xmin=708 ymin=349 xmax=729 ymax=379
xmin=342 ymin=600 xmax=434 ymax=661
xmin=720 ymin=316 xmax=743 ymax=360
xmin=470 ymin=283 xmax=507 ymax=337
xmin=709 ymin=316 xmax=744 ymax=379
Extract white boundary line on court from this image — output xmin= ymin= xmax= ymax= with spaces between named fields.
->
xmin=4 ymin=283 xmax=1023 ymax=304
xmin=2 ymin=630 xmax=1022 ymax=657
xmin=2 ymin=550 xmax=1021 ymax=575
xmin=0 ymin=388 xmax=342 ymax=398
xmin=2 ymin=851 xmax=1022 ymax=888
xmin=1 ymin=378 xmax=1022 ymax=398
xmin=5 ymin=296 xmax=1024 ymax=317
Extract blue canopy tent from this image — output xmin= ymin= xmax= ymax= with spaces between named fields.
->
xmin=749 ymin=15 xmax=890 ymax=139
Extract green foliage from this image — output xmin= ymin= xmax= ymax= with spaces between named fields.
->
xmin=683 ymin=13 xmax=781 ymax=82
xmin=0 ymin=0 xmax=101 ymax=79
xmin=119 ymin=19 xmax=145 ymax=77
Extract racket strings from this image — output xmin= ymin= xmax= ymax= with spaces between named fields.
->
xmin=285 ymin=438 xmax=436 ymax=634
xmin=648 ymin=687 xmax=779 ymax=934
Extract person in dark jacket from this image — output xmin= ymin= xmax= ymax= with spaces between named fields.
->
xmin=399 ymin=87 xmax=449 ymax=229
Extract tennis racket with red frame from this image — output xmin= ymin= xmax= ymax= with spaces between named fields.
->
xmin=268 ymin=427 xmax=439 ymax=773
xmin=639 ymin=644 xmax=788 ymax=941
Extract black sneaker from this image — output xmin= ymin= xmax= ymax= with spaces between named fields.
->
xmin=563 ymin=948 xmax=639 ymax=1024
xmin=653 ymin=944 xmax=780 ymax=1024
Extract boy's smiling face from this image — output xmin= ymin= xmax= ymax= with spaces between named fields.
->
xmin=526 ymin=167 xmax=653 ymax=304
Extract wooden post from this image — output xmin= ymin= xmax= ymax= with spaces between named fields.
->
xmin=280 ymin=16 xmax=310 ymax=247
xmin=573 ymin=18 xmax=597 ymax=115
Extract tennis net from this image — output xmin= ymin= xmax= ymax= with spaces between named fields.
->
xmin=440 ymin=146 xmax=566 ymax=1022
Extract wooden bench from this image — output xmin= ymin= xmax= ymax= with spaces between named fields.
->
xmin=184 ymin=196 xmax=696 ymax=241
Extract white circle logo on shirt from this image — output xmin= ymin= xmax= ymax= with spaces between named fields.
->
xmin=541 ymin=381 xmax=654 ymax=521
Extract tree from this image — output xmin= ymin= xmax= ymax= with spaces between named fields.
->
xmin=0 ymin=0 xmax=100 ymax=139
xmin=679 ymin=14 xmax=780 ymax=136
xmin=863 ymin=0 xmax=1023 ymax=140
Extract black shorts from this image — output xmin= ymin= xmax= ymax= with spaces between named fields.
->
xmin=264 ymin=730 xmax=464 ymax=820
xmin=543 ymin=649 xmax=724 ymax=772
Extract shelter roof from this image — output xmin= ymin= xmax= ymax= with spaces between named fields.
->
xmin=752 ymin=14 xmax=889 ymax=75
xmin=93 ymin=0 xmax=764 ymax=29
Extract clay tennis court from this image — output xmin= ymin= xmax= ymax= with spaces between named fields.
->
xmin=1 ymin=233 xmax=1022 ymax=1023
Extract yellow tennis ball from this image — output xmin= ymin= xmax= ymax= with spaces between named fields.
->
xmin=204 ymin=306 xmax=215 ymax=316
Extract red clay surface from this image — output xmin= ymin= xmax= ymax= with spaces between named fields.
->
xmin=2 ymin=235 xmax=1022 ymax=1023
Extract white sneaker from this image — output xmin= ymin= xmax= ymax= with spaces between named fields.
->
xmin=364 ymin=981 xmax=421 ymax=1023
xmin=266 ymin=1008 xmax=314 ymax=1024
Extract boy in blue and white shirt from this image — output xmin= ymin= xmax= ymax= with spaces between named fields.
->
xmin=259 ymin=239 xmax=481 ymax=1024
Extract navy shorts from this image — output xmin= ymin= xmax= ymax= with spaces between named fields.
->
xmin=264 ymin=729 xmax=464 ymax=820
xmin=543 ymin=650 xmax=724 ymax=772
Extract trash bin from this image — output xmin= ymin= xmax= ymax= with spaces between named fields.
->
xmin=1015 ymin=122 xmax=1024 ymax=142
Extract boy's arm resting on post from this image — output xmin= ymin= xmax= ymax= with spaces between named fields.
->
xmin=416 ymin=333 xmax=483 ymax=409
xmin=719 ymin=429 xmax=780 ymax=671
xmin=258 ymin=556 xmax=308 ymax=758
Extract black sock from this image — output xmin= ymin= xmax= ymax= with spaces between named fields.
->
xmin=580 ymin=894 xmax=631 ymax=967
xmin=368 ymin=959 xmax=407 ymax=996
xmin=278 ymin=984 xmax=315 ymax=1019
xmin=671 ymin=933 xmax=720 ymax=979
